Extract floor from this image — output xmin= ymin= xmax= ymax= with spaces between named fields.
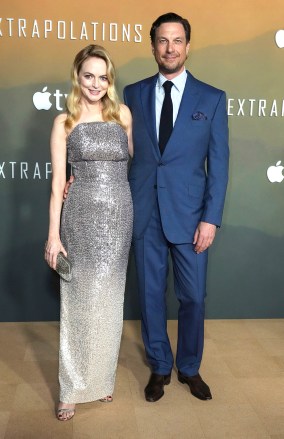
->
xmin=0 ymin=319 xmax=283 ymax=439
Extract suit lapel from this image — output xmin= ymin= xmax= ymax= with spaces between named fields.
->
xmin=163 ymin=71 xmax=201 ymax=157
xmin=140 ymin=74 xmax=160 ymax=160
xmin=139 ymin=71 xmax=201 ymax=159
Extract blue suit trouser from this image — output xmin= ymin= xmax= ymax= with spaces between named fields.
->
xmin=133 ymin=198 xmax=208 ymax=376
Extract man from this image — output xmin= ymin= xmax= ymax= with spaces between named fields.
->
xmin=123 ymin=12 xmax=229 ymax=402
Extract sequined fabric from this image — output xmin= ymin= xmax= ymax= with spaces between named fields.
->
xmin=59 ymin=122 xmax=133 ymax=403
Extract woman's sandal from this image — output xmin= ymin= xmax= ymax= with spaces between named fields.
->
xmin=57 ymin=406 xmax=76 ymax=421
xmin=99 ymin=395 xmax=113 ymax=403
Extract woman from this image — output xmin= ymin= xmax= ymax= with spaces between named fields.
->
xmin=45 ymin=45 xmax=133 ymax=421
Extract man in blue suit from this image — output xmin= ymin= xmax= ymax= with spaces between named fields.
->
xmin=124 ymin=12 xmax=229 ymax=402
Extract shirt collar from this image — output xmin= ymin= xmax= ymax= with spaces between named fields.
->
xmin=157 ymin=68 xmax=187 ymax=92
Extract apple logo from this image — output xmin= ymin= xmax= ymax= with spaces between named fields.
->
xmin=33 ymin=86 xmax=52 ymax=110
xmin=267 ymin=160 xmax=284 ymax=183
xmin=275 ymin=30 xmax=284 ymax=48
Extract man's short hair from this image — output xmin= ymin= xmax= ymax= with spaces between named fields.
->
xmin=150 ymin=12 xmax=191 ymax=43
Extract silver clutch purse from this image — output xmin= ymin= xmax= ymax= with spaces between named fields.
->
xmin=56 ymin=252 xmax=72 ymax=282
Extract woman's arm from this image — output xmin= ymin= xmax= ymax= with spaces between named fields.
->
xmin=120 ymin=104 xmax=133 ymax=157
xmin=45 ymin=113 xmax=68 ymax=270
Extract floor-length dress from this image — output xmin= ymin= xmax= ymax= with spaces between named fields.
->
xmin=59 ymin=121 xmax=133 ymax=403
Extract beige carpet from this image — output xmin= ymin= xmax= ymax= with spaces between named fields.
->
xmin=0 ymin=319 xmax=283 ymax=438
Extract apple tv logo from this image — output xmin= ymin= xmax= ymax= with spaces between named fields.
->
xmin=267 ymin=161 xmax=284 ymax=183
xmin=33 ymin=87 xmax=68 ymax=111
xmin=275 ymin=30 xmax=284 ymax=48
xmin=33 ymin=86 xmax=52 ymax=110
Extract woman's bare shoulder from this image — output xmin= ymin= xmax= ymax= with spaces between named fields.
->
xmin=119 ymin=104 xmax=132 ymax=124
xmin=53 ymin=113 xmax=67 ymax=125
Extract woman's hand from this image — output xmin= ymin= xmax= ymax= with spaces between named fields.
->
xmin=45 ymin=238 xmax=67 ymax=270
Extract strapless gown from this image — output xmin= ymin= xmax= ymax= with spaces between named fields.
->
xmin=59 ymin=121 xmax=133 ymax=403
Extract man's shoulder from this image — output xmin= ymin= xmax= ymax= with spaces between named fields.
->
xmin=124 ymin=74 xmax=158 ymax=92
xmin=187 ymin=71 xmax=226 ymax=96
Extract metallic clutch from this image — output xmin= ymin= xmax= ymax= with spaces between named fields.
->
xmin=56 ymin=252 xmax=72 ymax=282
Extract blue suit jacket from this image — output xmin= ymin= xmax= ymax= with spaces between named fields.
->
xmin=124 ymin=71 xmax=229 ymax=243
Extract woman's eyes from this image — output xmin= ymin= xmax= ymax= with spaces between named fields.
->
xmin=84 ymin=75 xmax=108 ymax=82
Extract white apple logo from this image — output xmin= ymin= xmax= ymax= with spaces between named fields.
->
xmin=275 ymin=30 xmax=284 ymax=48
xmin=267 ymin=161 xmax=284 ymax=183
xmin=33 ymin=86 xmax=52 ymax=110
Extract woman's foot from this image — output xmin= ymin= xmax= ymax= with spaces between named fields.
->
xmin=99 ymin=395 xmax=113 ymax=403
xmin=57 ymin=402 xmax=76 ymax=421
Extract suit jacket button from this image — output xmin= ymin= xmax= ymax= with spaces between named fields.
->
xmin=158 ymin=162 xmax=164 ymax=167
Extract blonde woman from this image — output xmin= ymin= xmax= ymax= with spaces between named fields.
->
xmin=45 ymin=45 xmax=133 ymax=421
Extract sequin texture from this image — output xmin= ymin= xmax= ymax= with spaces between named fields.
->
xmin=59 ymin=122 xmax=133 ymax=403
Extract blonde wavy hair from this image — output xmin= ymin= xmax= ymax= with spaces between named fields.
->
xmin=65 ymin=44 xmax=122 ymax=130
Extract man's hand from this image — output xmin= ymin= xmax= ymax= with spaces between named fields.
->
xmin=193 ymin=222 xmax=217 ymax=254
xmin=63 ymin=175 xmax=74 ymax=200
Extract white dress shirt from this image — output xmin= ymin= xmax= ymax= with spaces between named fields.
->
xmin=155 ymin=68 xmax=187 ymax=140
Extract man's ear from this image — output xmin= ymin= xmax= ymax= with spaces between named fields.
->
xmin=186 ymin=42 xmax=190 ymax=57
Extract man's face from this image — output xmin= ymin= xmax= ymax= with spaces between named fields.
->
xmin=152 ymin=22 xmax=190 ymax=78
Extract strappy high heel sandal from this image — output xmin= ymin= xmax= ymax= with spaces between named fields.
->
xmin=99 ymin=395 xmax=113 ymax=403
xmin=57 ymin=404 xmax=76 ymax=421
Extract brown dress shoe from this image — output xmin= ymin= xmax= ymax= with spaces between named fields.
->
xmin=144 ymin=372 xmax=171 ymax=402
xmin=178 ymin=371 xmax=212 ymax=400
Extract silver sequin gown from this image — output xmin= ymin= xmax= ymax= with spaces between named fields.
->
xmin=59 ymin=121 xmax=133 ymax=403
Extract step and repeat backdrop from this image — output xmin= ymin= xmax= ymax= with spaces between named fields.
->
xmin=1 ymin=0 xmax=284 ymax=321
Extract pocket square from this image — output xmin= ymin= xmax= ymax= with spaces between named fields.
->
xmin=192 ymin=111 xmax=207 ymax=120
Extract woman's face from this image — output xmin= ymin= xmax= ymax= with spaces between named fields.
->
xmin=78 ymin=56 xmax=109 ymax=104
